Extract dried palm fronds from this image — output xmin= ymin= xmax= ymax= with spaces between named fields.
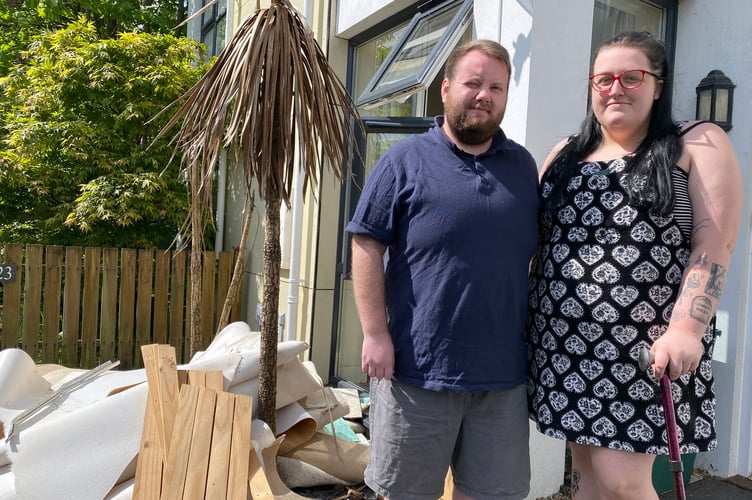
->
xmin=156 ymin=0 xmax=362 ymax=430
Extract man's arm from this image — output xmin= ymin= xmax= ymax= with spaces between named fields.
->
xmin=351 ymin=233 xmax=395 ymax=380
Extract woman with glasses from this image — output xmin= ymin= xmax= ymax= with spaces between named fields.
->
xmin=526 ymin=31 xmax=742 ymax=499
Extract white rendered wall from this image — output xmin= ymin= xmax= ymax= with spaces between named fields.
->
xmin=673 ymin=0 xmax=752 ymax=478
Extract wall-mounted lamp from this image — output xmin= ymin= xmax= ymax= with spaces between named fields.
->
xmin=696 ymin=70 xmax=735 ymax=131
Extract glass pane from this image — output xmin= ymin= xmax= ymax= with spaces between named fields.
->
xmin=354 ymin=24 xmax=408 ymax=98
xmin=364 ymin=132 xmax=415 ymax=177
xmin=698 ymin=89 xmax=712 ymax=120
xmin=374 ymin=4 xmax=460 ymax=89
xmin=592 ymin=0 xmax=664 ymax=60
xmin=353 ymin=23 xmax=414 ymax=116
xmin=714 ymin=89 xmax=728 ymax=122
xmin=335 ymin=130 xmax=419 ymax=385
xmin=355 ymin=24 xmax=414 ymax=116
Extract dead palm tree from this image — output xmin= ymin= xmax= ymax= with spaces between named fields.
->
xmin=156 ymin=0 xmax=361 ymax=431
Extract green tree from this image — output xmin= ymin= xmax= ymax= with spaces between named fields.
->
xmin=0 ymin=18 xmax=210 ymax=247
xmin=0 ymin=1 xmax=187 ymax=77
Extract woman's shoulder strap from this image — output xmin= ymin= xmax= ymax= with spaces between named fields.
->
xmin=677 ymin=120 xmax=715 ymax=137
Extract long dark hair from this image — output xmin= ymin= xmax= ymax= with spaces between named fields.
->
xmin=545 ymin=31 xmax=681 ymax=216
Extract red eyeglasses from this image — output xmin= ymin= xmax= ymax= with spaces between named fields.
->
xmin=589 ymin=69 xmax=663 ymax=92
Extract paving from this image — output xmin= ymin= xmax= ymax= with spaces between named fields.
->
xmin=658 ymin=474 xmax=752 ymax=500
xmin=294 ymin=474 xmax=752 ymax=499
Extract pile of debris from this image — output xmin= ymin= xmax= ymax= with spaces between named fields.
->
xmin=0 ymin=322 xmax=371 ymax=499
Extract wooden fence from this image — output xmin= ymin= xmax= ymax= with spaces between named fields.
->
xmin=0 ymin=243 xmax=241 ymax=369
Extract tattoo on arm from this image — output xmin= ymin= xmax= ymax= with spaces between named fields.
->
xmin=571 ymin=469 xmax=581 ymax=496
xmin=690 ymin=296 xmax=713 ymax=324
xmin=692 ymin=218 xmax=711 ymax=238
xmin=686 ymin=273 xmax=702 ymax=289
xmin=672 ymin=309 xmax=687 ymax=321
xmin=695 ymin=253 xmax=709 ymax=268
xmin=705 ymin=263 xmax=727 ymax=299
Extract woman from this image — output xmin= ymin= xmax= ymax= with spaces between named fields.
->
xmin=526 ymin=31 xmax=742 ymax=499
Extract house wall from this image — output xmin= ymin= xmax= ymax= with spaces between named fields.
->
xmin=212 ymin=0 xmax=340 ymax=377
xmin=216 ymin=0 xmax=751 ymax=492
xmin=330 ymin=0 xmax=752 ymax=490
xmin=672 ymin=0 xmax=752 ymax=478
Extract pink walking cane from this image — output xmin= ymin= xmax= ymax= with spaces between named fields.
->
xmin=638 ymin=348 xmax=686 ymax=500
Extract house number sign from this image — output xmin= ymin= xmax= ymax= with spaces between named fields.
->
xmin=0 ymin=263 xmax=17 ymax=283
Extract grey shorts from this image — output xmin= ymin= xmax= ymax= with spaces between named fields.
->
xmin=365 ymin=379 xmax=530 ymax=500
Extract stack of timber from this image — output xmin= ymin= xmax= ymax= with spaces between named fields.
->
xmin=134 ymin=344 xmax=255 ymax=499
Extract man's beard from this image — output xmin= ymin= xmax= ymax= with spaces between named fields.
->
xmin=445 ymin=106 xmax=503 ymax=145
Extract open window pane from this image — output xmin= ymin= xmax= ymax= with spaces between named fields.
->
xmin=356 ymin=0 xmax=472 ymax=109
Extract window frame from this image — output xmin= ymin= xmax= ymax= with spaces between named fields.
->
xmin=355 ymin=0 xmax=473 ymax=110
xmin=200 ymin=0 xmax=228 ymax=56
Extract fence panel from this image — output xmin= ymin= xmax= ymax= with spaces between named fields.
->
xmin=100 ymin=248 xmax=119 ymax=363
xmin=62 ymin=246 xmax=83 ymax=366
xmin=0 ymin=244 xmax=240 ymax=368
xmin=21 ymin=244 xmax=43 ymax=357
xmin=2 ymin=245 xmax=22 ymax=351
xmin=42 ymin=246 xmax=63 ymax=363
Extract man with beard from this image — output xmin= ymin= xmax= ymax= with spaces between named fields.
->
xmin=346 ymin=39 xmax=539 ymax=500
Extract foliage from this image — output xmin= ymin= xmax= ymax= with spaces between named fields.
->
xmin=0 ymin=18 xmax=210 ymax=248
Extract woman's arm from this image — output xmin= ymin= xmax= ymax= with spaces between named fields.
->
xmin=651 ymin=122 xmax=743 ymax=380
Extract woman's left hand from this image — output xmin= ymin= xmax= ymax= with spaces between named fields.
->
xmin=649 ymin=328 xmax=704 ymax=380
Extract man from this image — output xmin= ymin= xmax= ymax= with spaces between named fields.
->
xmin=346 ymin=40 xmax=539 ymax=500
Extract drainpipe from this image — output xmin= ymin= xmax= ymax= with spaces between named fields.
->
xmin=214 ymin=2 xmax=234 ymax=255
xmin=285 ymin=0 xmax=314 ymax=342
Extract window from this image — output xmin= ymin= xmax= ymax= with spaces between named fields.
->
xmin=356 ymin=0 xmax=473 ymax=110
xmin=591 ymin=0 xmax=677 ymax=65
xmin=331 ymin=1 xmax=474 ymax=385
xmin=200 ymin=0 xmax=228 ymax=56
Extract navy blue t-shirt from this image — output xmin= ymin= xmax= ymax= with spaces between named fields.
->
xmin=347 ymin=117 xmax=539 ymax=392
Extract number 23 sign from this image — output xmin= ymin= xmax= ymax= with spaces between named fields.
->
xmin=0 ymin=263 xmax=17 ymax=283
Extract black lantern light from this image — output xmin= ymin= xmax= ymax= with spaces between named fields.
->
xmin=696 ymin=70 xmax=735 ymax=131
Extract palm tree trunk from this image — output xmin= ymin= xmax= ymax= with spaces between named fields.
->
xmin=258 ymin=190 xmax=281 ymax=432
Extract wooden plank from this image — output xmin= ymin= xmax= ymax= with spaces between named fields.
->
xmin=248 ymin=442 xmax=273 ymax=499
xmin=152 ymin=250 xmax=170 ymax=345
xmin=187 ymin=370 xmax=206 ymax=388
xmin=136 ymin=249 xmax=155 ymax=352
xmin=133 ymin=396 xmax=165 ymax=500
xmin=141 ymin=344 xmax=180 ymax=459
xmin=200 ymin=250 xmax=216 ymax=350
xmin=99 ymin=248 xmax=119 ymax=363
xmin=169 ymin=251 xmax=187 ymax=364
xmin=182 ymin=387 xmax=217 ymax=499
xmin=81 ymin=247 xmax=101 ymax=368
xmin=119 ymin=248 xmax=137 ymax=368
xmin=160 ymin=384 xmax=200 ymax=500
xmin=187 ymin=370 xmax=224 ymax=392
xmin=205 ymin=392 xmax=235 ymax=500
xmin=41 ymin=246 xmax=63 ymax=363
xmin=205 ymin=370 xmax=225 ymax=392
xmin=21 ymin=244 xmax=43 ymax=359
xmin=227 ymin=394 xmax=252 ymax=500
xmin=1 ymin=244 xmax=23 ymax=350
xmin=62 ymin=246 xmax=83 ymax=366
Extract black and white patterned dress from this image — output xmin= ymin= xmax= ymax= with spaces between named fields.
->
xmin=526 ymin=155 xmax=717 ymax=454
